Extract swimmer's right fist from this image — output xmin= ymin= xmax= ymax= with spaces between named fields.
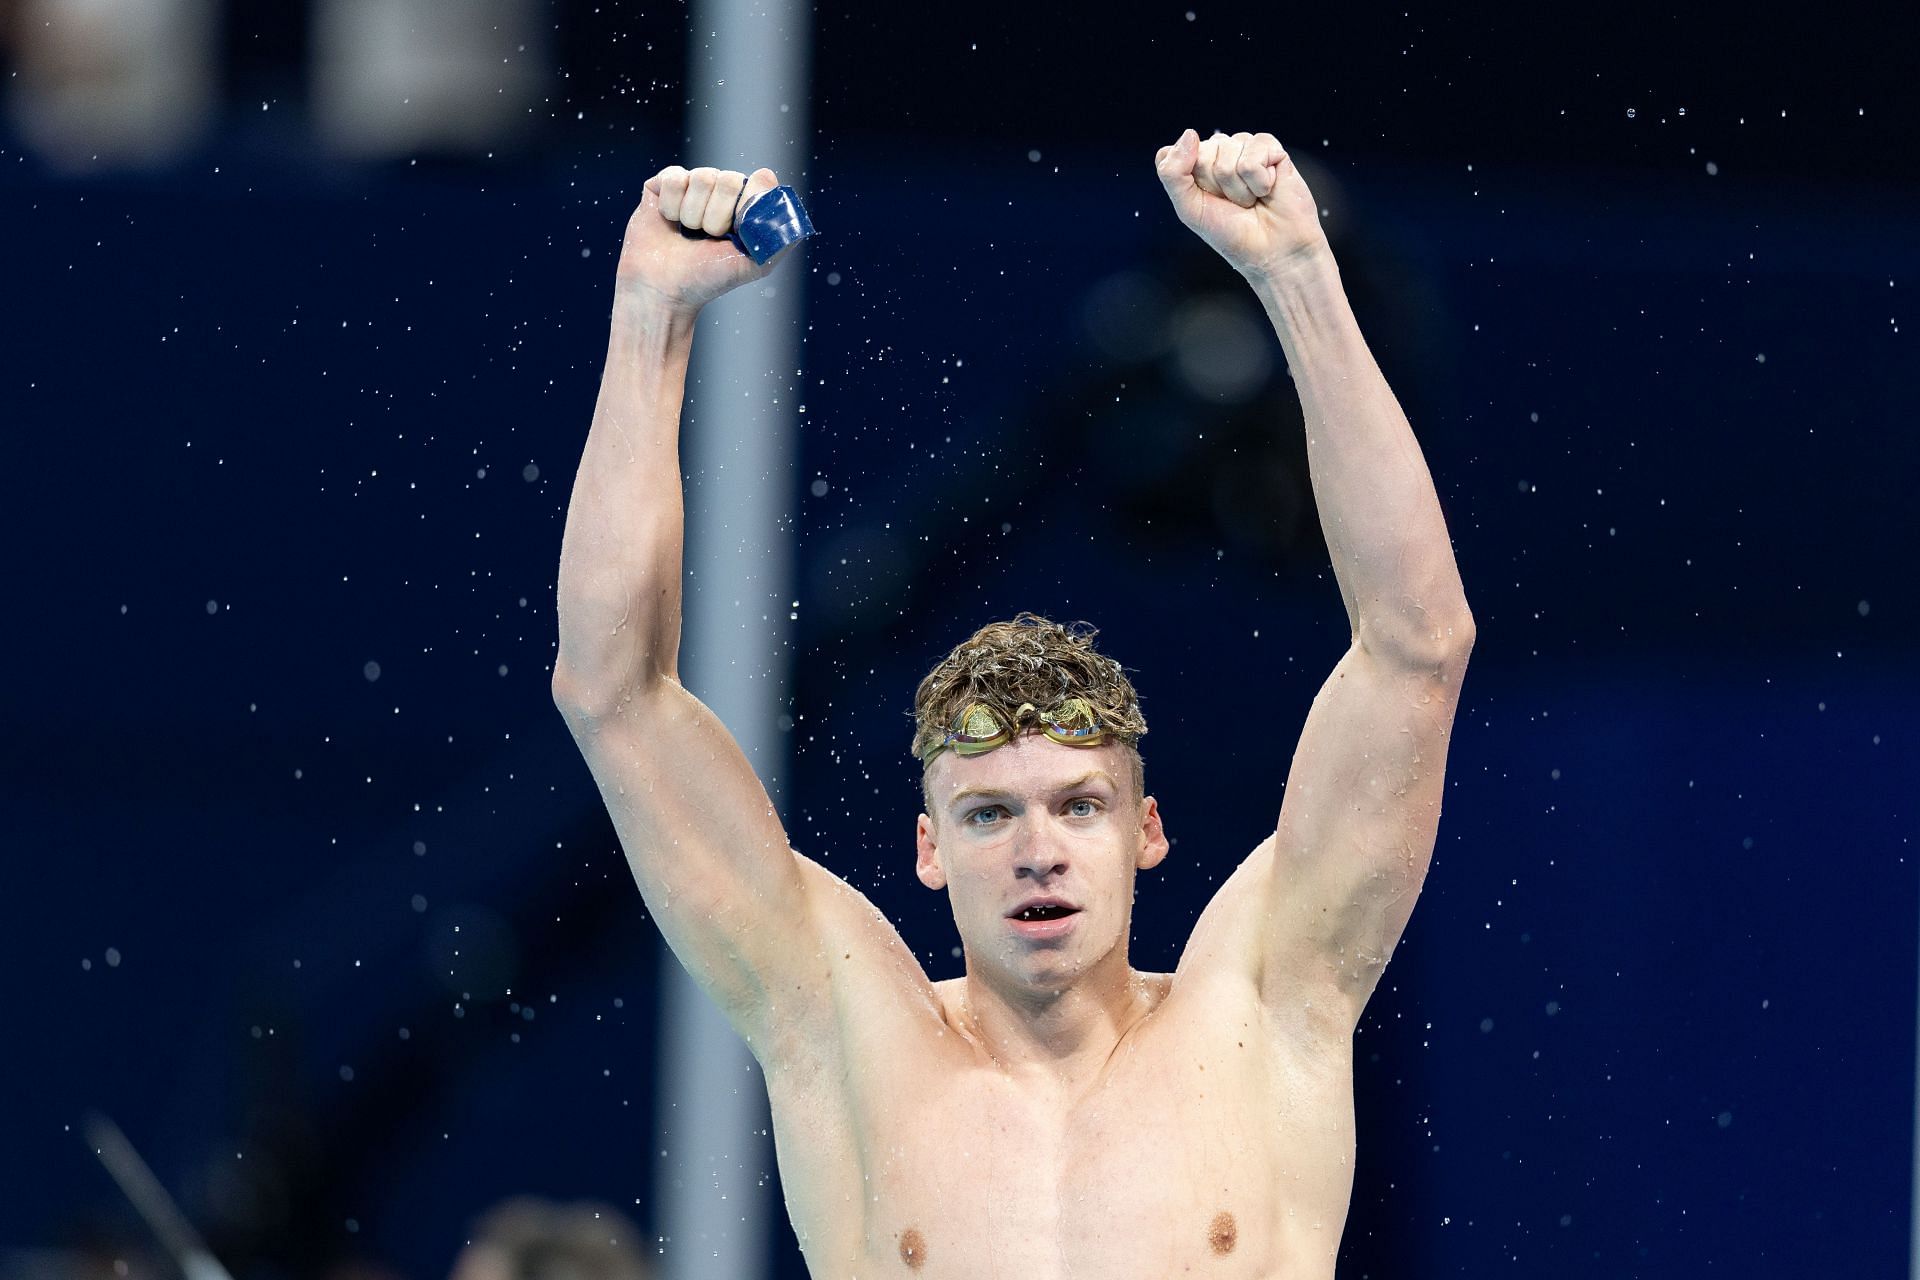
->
xmin=616 ymin=165 xmax=788 ymax=315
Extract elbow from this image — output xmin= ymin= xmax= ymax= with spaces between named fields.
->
xmin=551 ymin=659 xmax=676 ymax=722
xmin=550 ymin=665 xmax=586 ymax=712
xmin=550 ymin=665 xmax=602 ymax=723
xmin=551 ymin=663 xmax=627 ymax=722
xmin=1446 ymin=610 xmax=1477 ymax=659
xmin=1358 ymin=607 xmax=1475 ymax=672
xmin=551 ymin=601 xmax=679 ymax=718
xmin=1431 ymin=611 xmax=1477 ymax=669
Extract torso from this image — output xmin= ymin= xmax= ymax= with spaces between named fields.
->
xmin=763 ymin=859 xmax=1359 ymax=1279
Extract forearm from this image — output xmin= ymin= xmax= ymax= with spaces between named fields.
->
xmin=552 ymin=293 xmax=698 ymax=707
xmin=1251 ymin=253 xmax=1473 ymax=664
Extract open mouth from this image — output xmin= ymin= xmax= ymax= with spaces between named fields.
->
xmin=1008 ymin=904 xmax=1081 ymax=939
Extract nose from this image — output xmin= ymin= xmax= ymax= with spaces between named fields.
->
xmin=1012 ymin=837 xmax=1068 ymax=881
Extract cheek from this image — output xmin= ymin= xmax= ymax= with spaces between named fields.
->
xmin=942 ymin=856 xmax=985 ymax=902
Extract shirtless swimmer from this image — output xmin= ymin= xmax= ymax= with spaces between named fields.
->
xmin=551 ymin=129 xmax=1476 ymax=1278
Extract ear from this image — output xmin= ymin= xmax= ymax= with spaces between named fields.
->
xmin=915 ymin=812 xmax=947 ymax=890
xmin=1135 ymin=795 xmax=1169 ymax=872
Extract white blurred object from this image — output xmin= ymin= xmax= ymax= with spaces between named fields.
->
xmin=81 ymin=1112 xmax=235 ymax=1280
xmin=312 ymin=0 xmax=544 ymax=156
xmin=1173 ymin=295 xmax=1273 ymax=403
xmin=7 ymin=0 xmax=218 ymax=169
xmin=657 ymin=1 xmax=811 ymax=1278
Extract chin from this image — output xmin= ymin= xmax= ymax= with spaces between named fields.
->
xmin=1002 ymin=942 xmax=1090 ymax=986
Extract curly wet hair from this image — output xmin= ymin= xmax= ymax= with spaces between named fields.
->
xmin=911 ymin=612 xmax=1148 ymax=816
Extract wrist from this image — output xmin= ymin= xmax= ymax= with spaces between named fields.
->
xmin=1246 ymin=244 xmax=1358 ymax=357
xmin=611 ymin=286 xmax=699 ymax=348
xmin=1245 ymin=241 xmax=1338 ymax=293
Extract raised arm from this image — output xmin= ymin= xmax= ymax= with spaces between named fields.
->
xmin=1156 ymin=131 xmax=1475 ymax=1033
xmin=551 ymin=165 xmax=873 ymax=1057
xmin=552 ymin=163 xmax=788 ymax=694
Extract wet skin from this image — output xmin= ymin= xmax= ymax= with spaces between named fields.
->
xmin=753 ymin=733 xmax=1360 ymax=1278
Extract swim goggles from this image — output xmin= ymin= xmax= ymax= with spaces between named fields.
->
xmin=920 ymin=697 xmax=1108 ymax=763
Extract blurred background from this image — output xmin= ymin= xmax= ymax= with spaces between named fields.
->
xmin=2 ymin=0 xmax=1915 ymax=1276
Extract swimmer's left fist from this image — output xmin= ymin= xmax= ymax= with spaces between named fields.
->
xmin=1155 ymin=129 xmax=1331 ymax=280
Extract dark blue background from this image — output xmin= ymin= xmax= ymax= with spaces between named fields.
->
xmin=3 ymin=2 xmax=1914 ymax=1276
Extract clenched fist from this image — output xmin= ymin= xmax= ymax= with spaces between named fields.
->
xmin=1155 ymin=129 xmax=1331 ymax=280
xmin=616 ymin=164 xmax=792 ymax=315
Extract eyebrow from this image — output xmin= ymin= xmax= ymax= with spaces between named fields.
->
xmin=947 ymin=770 xmax=1117 ymax=813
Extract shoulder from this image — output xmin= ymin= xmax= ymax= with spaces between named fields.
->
xmin=745 ymin=855 xmax=947 ymax=1065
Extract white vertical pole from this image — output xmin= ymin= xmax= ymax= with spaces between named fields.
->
xmin=656 ymin=2 xmax=810 ymax=1278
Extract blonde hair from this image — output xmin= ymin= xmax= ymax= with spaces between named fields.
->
xmin=911 ymin=612 xmax=1147 ymax=815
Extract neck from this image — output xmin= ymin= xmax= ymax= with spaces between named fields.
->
xmin=958 ymin=945 xmax=1153 ymax=1084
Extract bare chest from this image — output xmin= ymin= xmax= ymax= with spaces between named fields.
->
xmin=767 ymin=985 xmax=1357 ymax=1279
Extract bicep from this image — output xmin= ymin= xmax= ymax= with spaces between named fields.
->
xmin=1263 ymin=639 xmax=1470 ymax=1021
xmin=559 ymin=677 xmax=825 ymax=1045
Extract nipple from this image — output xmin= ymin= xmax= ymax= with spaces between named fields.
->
xmin=1207 ymin=1211 xmax=1237 ymax=1255
xmin=898 ymin=1227 xmax=927 ymax=1270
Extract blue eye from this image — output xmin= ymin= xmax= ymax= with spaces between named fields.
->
xmin=1069 ymin=799 xmax=1099 ymax=817
xmin=966 ymin=806 xmax=1003 ymax=826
